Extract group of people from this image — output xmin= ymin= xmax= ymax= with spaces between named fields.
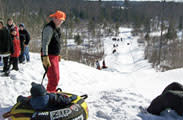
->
xmin=112 ymin=44 xmax=118 ymax=54
xmin=2 ymin=10 xmax=183 ymax=117
xmin=0 ymin=18 xmax=30 ymax=76
xmin=1 ymin=10 xmax=74 ymax=111
xmin=18 ymin=10 xmax=74 ymax=111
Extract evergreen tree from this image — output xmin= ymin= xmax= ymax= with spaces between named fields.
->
xmin=145 ymin=33 xmax=150 ymax=41
xmin=166 ymin=21 xmax=177 ymax=40
xmin=144 ymin=18 xmax=151 ymax=33
xmin=124 ymin=0 xmax=129 ymax=23
xmin=74 ymin=34 xmax=83 ymax=45
xmin=179 ymin=16 xmax=183 ymax=31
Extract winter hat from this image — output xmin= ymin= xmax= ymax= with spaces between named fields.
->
xmin=49 ymin=10 xmax=66 ymax=21
xmin=30 ymin=82 xmax=47 ymax=98
xmin=19 ymin=23 xmax=25 ymax=28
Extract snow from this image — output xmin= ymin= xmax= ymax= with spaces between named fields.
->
xmin=1 ymin=28 xmax=183 ymax=120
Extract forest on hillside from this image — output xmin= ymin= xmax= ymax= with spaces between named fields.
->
xmin=0 ymin=0 xmax=183 ymax=70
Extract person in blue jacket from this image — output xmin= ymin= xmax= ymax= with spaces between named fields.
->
xmin=17 ymin=82 xmax=77 ymax=111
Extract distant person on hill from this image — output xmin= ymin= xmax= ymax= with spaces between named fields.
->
xmin=19 ymin=23 xmax=31 ymax=63
xmin=112 ymin=49 xmax=116 ymax=54
xmin=96 ymin=60 xmax=101 ymax=70
xmin=113 ymin=44 xmax=116 ymax=48
xmin=41 ymin=10 xmax=66 ymax=92
xmin=10 ymin=28 xmax=20 ymax=71
xmin=0 ymin=20 xmax=13 ymax=76
xmin=121 ymin=38 xmax=123 ymax=41
xmin=147 ymin=82 xmax=183 ymax=116
xmin=102 ymin=60 xmax=108 ymax=69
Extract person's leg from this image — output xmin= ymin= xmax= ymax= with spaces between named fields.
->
xmin=12 ymin=57 xmax=19 ymax=71
xmin=3 ymin=56 xmax=8 ymax=72
xmin=162 ymin=82 xmax=183 ymax=94
xmin=46 ymin=55 xmax=60 ymax=92
xmin=12 ymin=57 xmax=16 ymax=69
xmin=24 ymin=46 xmax=30 ymax=62
xmin=147 ymin=95 xmax=167 ymax=115
xmin=19 ymin=48 xmax=25 ymax=63
xmin=0 ymin=56 xmax=2 ymax=66
xmin=3 ymin=56 xmax=11 ymax=76
xmin=3 ymin=56 xmax=10 ymax=72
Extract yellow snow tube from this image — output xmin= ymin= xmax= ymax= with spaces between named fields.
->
xmin=3 ymin=91 xmax=88 ymax=120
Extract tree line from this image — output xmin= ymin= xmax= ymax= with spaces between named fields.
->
xmin=1 ymin=0 xmax=183 ymax=69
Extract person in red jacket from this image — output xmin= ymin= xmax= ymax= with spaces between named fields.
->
xmin=10 ymin=28 xmax=20 ymax=71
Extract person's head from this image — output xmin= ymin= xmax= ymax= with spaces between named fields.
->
xmin=0 ymin=21 xmax=4 ymax=29
xmin=30 ymin=82 xmax=47 ymax=98
xmin=19 ymin=23 xmax=25 ymax=30
xmin=10 ymin=28 xmax=17 ymax=36
xmin=7 ymin=18 xmax=13 ymax=26
xmin=49 ymin=10 xmax=66 ymax=28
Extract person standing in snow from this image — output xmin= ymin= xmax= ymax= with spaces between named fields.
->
xmin=96 ymin=60 xmax=101 ymax=70
xmin=10 ymin=28 xmax=21 ymax=71
xmin=0 ymin=20 xmax=13 ymax=76
xmin=41 ymin=10 xmax=66 ymax=92
xmin=102 ymin=59 xmax=108 ymax=69
xmin=19 ymin=23 xmax=31 ymax=63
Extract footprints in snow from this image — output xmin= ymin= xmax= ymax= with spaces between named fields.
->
xmin=91 ymin=89 xmax=148 ymax=120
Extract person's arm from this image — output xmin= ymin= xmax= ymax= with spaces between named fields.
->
xmin=49 ymin=93 xmax=77 ymax=107
xmin=17 ymin=95 xmax=29 ymax=103
xmin=6 ymin=28 xmax=14 ymax=54
xmin=42 ymin=26 xmax=53 ymax=56
xmin=24 ymin=30 xmax=30 ymax=45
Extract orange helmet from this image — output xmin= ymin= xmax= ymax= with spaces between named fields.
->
xmin=49 ymin=10 xmax=66 ymax=21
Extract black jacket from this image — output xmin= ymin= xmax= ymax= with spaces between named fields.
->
xmin=0 ymin=27 xmax=14 ymax=54
xmin=19 ymin=29 xmax=30 ymax=46
xmin=17 ymin=93 xmax=77 ymax=111
xmin=41 ymin=21 xmax=61 ymax=56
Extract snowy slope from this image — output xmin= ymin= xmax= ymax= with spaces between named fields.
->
xmin=1 ymin=28 xmax=183 ymax=120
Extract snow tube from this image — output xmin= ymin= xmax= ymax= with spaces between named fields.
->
xmin=3 ymin=91 xmax=89 ymax=120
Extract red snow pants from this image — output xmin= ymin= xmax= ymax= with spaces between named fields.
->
xmin=47 ymin=55 xmax=60 ymax=92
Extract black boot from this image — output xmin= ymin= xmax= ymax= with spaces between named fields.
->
xmin=4 ymin=70 xmax=10 ymax=76
xmin=12 ymin=57 xmax=19 ymax=71
xmin=3 ymin=56 xmax=11 ymax=74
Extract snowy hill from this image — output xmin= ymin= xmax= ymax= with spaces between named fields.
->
xmin=1 ymin=28 xmax=183 ymax=120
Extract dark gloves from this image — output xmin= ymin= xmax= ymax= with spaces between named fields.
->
xmin=17 ymin=95 xmax=29 ymax=103
xmin=42 ymin=56 xmax=51 ymax=68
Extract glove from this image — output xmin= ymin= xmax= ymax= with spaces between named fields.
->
xmin=42 ymin=56 xmax=51 ymax=68
xmin=59 ymin=55 xmax=61 ymax=62
xmin=17 ymin=95 xmax=29 ymax=103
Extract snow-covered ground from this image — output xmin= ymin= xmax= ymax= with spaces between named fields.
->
xmin=1 ymin=28 xmax=183 ymax=120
